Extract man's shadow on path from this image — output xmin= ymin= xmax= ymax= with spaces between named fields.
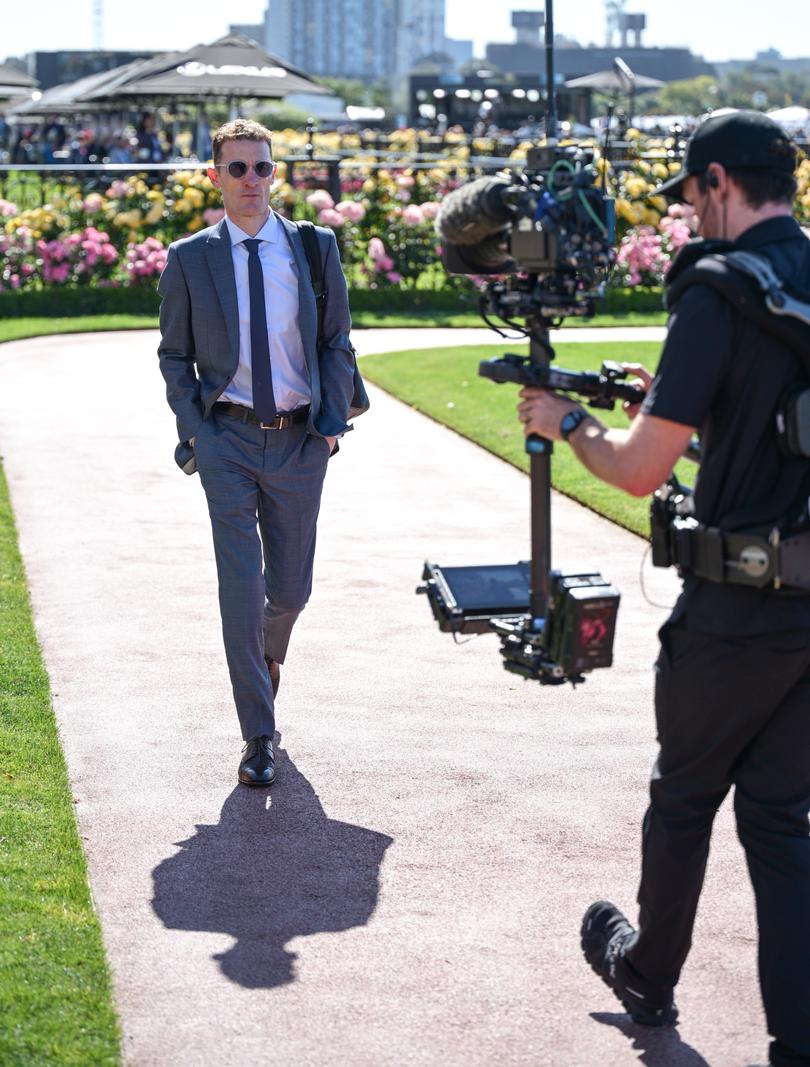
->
xmin=151 ymin=738 xmax=394 ymax=989
xmin=591 ymin=1012 xmax=712 ymax=1066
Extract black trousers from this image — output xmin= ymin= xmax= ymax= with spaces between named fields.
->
xmin=625 ymin=620 xmax=810 ymax=1056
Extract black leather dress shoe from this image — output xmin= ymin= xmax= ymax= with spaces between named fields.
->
xmin=238 ymin=735 xmax=275 ymax=786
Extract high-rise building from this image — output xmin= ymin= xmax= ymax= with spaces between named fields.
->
xmin=261 ymin=0 xmax=445 ymax=80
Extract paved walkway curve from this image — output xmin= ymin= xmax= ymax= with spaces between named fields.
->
xmin=0 ymin=327 xmax=768 ymax=1067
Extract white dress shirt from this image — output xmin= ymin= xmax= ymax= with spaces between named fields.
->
xmin=220 ymin=212 xmax=311 ymax=413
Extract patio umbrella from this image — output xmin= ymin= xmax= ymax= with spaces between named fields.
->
xmin=82 ymin=34 xmax=331 ymax=104
xmin=0 ymin=62 xmax=39 ymax=107
xmin=767 ymin=105 xmax=810 ymax=130
xmin=564 ymin=69 xmax=664 ymax=92
xmin=8 ymin=59 xmax=147 ymax=116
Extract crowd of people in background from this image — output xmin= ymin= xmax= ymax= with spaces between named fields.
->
xmin=0 ymin=112 xmax=171 ymax=165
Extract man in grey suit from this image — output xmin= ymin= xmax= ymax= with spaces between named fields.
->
xmin=158 ymin=119 xmax=367 ymax=786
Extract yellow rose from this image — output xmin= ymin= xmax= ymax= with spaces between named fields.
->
xmin=624 ymin=175 xmax=649 ymax=200
xmin=616 ymin=198 xmax=643 ymax=225
xmin=145 ymin=201 xmax=164 ymax=225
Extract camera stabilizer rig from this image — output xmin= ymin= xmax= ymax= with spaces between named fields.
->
xmin=418 ymin=317 xmax=646 ymax=684
xmin=417 ymin=0 xmax=650 ymax=685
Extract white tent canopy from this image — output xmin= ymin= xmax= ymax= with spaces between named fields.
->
xmin=767 ymin=105 xmax=810 ymax=130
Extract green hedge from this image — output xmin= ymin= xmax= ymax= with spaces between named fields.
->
xmin=602 ymin=286 xmax=664 ymax=314
xmin=0 ymin=283 xmax=664 ymax=320
xmin=0 ymin=286 xmax=161 ymax=318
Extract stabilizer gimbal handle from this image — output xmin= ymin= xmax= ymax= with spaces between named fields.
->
xmin=478 ymin=355 xmax=645 ymax=411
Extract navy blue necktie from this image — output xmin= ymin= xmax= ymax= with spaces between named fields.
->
xmin=243 ymin=238 xmax=276 ymax=423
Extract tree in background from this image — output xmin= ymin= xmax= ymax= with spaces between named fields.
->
xmin=315 ymin=77 xmax=392 ymax=114
xmin=635 ymin=67 xmax=810 ymax=118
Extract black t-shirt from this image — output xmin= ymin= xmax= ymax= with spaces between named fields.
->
xmin=642 ymin=216 xmax=810 ymax=635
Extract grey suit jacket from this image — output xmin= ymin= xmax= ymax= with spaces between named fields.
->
xmin=157 ymin=213 xmax=369 ymax=471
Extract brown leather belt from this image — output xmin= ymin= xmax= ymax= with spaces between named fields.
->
xmin=213 ymin=401 xmax=310 ymax=430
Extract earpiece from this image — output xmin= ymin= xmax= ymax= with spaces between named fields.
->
xmin=708 ymin=172 xmax=720 ymax=189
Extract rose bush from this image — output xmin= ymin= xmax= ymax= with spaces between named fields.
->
xmin=1 ymin=128 xmax=806 ymax=295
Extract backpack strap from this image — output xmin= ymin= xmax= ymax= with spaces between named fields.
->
xmin=665 ymin=251 xmax=810 ymax=373
xmin=295 ymin=220 xmax=326 ymax=349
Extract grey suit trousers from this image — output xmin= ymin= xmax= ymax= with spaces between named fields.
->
xmin=194 ymin=407 xmax=330 ymax=741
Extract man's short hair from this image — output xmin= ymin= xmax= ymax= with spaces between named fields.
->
xmin=211 ymin=119 xmax=273 ymax=163
xmin=697 ymin=166 xmax=798 ymax=209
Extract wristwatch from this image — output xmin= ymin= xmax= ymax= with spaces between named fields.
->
xmin=560 ymin=407 xmax=588 ymax=441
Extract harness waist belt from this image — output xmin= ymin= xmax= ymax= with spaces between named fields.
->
xmin=671 ymin=517 xmax=810 ymax=591
xmin=213 ymin=401 xmax=310 ymax=430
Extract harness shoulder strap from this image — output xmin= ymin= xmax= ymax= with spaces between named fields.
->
xmin=665 ymin=252 xmax=810 ymax=372
xmin=295 ymin=220 xmax=325 ymax=347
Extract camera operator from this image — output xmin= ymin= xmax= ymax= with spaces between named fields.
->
xmin=517 ymin=111 xmax=810 ymax=1066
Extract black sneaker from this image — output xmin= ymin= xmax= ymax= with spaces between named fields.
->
xmin=581 ymin=900 xmax=678 ymax=1026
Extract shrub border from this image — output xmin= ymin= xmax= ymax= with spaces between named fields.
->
xmin=0 ymin=283 xmax=664 ymax=319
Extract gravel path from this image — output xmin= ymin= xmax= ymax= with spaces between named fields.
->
xmin=0 ymin=328 xmax=767 ymax=1067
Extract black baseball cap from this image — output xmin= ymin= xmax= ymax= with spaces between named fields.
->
xmin=656 ymin=109 xmax=797 ymax=201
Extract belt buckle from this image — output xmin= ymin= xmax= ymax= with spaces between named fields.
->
xmin=260 ymin=414 xmax=291 ymax=430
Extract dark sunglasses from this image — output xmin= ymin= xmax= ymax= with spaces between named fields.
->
xmin=214 ymin=160 xmax=275 ymax=178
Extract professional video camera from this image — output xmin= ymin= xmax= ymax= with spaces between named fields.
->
xmin=417 ymin=0 xmax=649 ymax=686
xmin=436 ymin=142 xmax=616 ymax=322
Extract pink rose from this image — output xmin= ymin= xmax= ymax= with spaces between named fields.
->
xmin=367 ymin=237 xmax=386 ymax=261
xmin=306 ymin=189 xmax=335 ymax=211
xmin=401 ymin=204 xmax=424 ymax=226
xmin=316 ymin=208 xmax=344 ymax=228
xmin=335 ymin=200 xmax=366 ymax=222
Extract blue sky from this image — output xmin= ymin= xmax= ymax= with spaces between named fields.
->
xmin=2 ymin=1 xmax=809 ymax=63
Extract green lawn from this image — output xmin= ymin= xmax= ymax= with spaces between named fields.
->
xmin=0 ymin=316 xmax=159 ymax=344
xmin=353 ymin=309 xmax=667 ymax=329
xmin=0 ymin=462 xmax=121 ymax=1065
xmin=0 ymin=308 xmax=666 ymax=346
xmin=361 ymin=342 xmax=695 ymax=539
